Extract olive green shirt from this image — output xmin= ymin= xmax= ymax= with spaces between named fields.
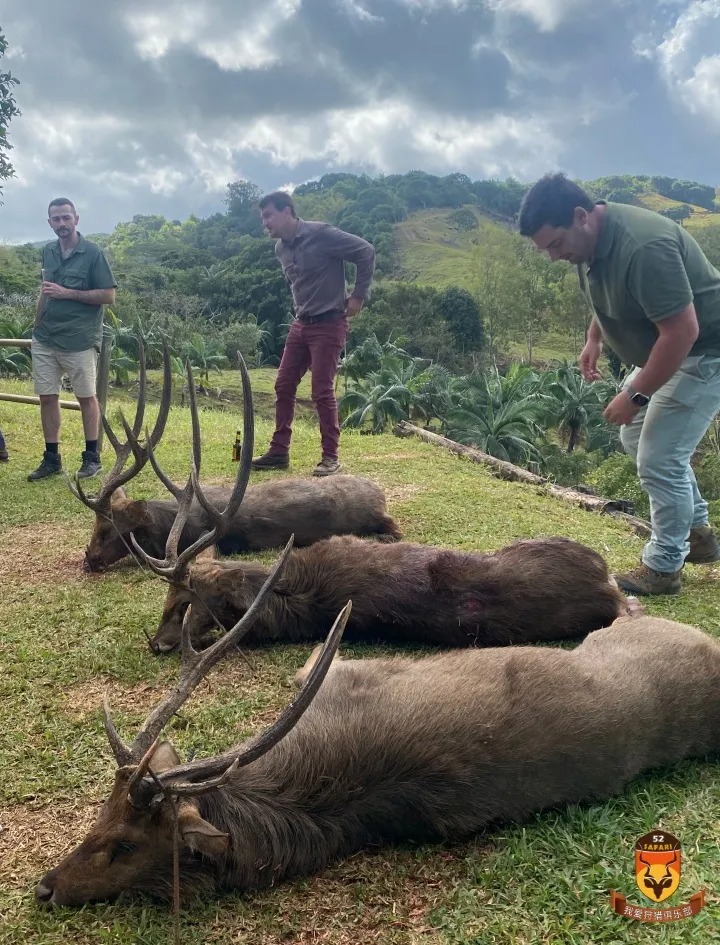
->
xmin=34 ymin=234 xmax=117 ymax=352
xmin=584 ymin=202 xmax=720 ymax=366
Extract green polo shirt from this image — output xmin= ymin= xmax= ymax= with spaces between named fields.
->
xmin=585 ymin=202 xmax=720 ymax=366
xmin=34 ymin=234 xmax=117 ymax=352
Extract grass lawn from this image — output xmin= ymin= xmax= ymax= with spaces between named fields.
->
xmin=1 ymin=368 xmax=719 ymax=944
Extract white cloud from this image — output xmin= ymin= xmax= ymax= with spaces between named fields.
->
xmin=125 ymin=0 xmax=302 ymax=70
xmin=338 ymin=0 xmax=384 ymax=23
xmin=486 ymin=0 xmax=593 ymax=32
xmin=198 ymin=98 xmax=562 ymax=181
xmin=657 ymin=0 xmax=720 ymax=129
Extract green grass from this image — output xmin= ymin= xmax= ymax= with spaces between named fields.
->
xmin=1 ymin=369 xmax=719 ymax=944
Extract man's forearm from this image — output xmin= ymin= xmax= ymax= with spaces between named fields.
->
xmin=631 ymin=334 xmax=695 ymax=396
xmin=64 ymin=288 xmax=116 ymax=306
xmin=587 ymin=317 xmax=603 ymax=344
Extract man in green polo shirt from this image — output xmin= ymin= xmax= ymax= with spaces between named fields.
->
xmin=30 ymin=197 xmax=117 ymax=481
xmin=519 ymin=173 xmax=720 ymax=596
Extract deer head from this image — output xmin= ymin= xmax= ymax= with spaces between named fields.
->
xmin=36 ymin=600 xmax=350 ymax=906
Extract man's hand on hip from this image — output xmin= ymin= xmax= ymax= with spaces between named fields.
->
xmin=344 ymin=297 xmax=363 ymax=318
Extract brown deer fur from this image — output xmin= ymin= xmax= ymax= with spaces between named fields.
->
xmin=37 ymin=612 xmax=720 ymax=906
xmin=150 ymin=535 xmax=625 ymax=653
xmin=84 ymin=476 xmax=402 ymax=572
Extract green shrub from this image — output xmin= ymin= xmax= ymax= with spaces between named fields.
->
xmin=447 ymin=207 xmax=478 ymax=231
xmin=539 ymin=445 xmax=597 ymax=487
xmin=588 ymin=452 xmax=649 ymax=517
xmin=695 ymin=454 xmax=720 ymax=501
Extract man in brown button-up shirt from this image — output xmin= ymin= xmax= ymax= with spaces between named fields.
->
xmin=252 ymin=191 xmax=376 ymax=476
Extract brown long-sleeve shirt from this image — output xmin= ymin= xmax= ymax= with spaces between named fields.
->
xmin=275 ymin=219 xmax=376 ymax=319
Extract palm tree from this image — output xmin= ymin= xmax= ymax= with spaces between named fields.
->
xmin=545 ymin=362 xmax=618 ymax=453
xmin=181 ymin=335 xmax=229 ymax=388
xmin=445 ymin=396 xmax=544 ymax=465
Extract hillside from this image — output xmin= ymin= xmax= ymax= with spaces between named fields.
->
xmin=393 ymin=196 xmax=720 ymax=293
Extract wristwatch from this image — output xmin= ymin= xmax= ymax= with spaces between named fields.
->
xmin=626 ymin=384 xmax=651 ymax=408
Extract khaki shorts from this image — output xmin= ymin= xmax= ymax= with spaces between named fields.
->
xmin=31 ymin=340 xmax=98 ymax=398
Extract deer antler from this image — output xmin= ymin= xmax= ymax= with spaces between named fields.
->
xmin=69 ymin=338 xmax=173 ymax=514
xmin=126 ymin=600 xmax=352 ymax=808
xmin=129 ymin=354 xmax=254 ymax=585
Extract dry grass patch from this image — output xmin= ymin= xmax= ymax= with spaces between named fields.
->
xmin=62 ymin=678 xmax=165 ymax=718
xmin=0 ymin=522 xmax=87 ymax=585
xmin=0 ymin=799 xmax=100 ymax=890
xmin=384 ymin=483 xmax=428 ymax=504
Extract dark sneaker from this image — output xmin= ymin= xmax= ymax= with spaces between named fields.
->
xmin=686 ymin=525 xmax=720 ymax=564
xmin=613 ymin=563 xmax=682 ymax=596
xmin=312 ymin=457 xmax=342 ymax=477
xmin=27 ymin=450 xmax=62 ymax=481
xmin=0 ymin=445 xmax=8 ymax=462
xmin=251 ymin=452 xmax=290 ymax=471
xmin=77 ymin=450 xmax=103 ymax=480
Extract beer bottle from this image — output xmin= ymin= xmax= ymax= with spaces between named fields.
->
xmin=231 ymin=430 xmax=242 ymax=462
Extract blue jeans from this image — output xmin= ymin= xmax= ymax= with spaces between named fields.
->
xmin=620 ymin=355 xmax=720 ymax=573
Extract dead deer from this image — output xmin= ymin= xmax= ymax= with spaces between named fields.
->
xmin=36 ymin=597 xmax=720 ymax=907
xmin=150 ymin=533 xmax=625 ymax=654
xmin=77 ymin=347 xmax=400 ymax=573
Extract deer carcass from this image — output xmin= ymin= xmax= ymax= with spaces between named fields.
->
xmin=35 ymin=598 xmax=720 ymax=906
xmin=150 ymin=534 xmax=625 ymax=653
xmin=76 ymin=348 xmax=400 ymax=573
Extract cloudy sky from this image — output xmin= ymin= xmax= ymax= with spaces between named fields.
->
xmin=0 ymin=0 xmax=718 ymax=242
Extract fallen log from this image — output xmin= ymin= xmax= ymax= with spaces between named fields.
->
xmin=394 ymin=421 xmax=651 ymax=538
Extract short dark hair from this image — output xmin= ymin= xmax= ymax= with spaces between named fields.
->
xmin=48 ymin=197 xmax=76 ymax=216
xmin=258 ymin=191 xmax=297 ymax=217
xmin=518 ymin=174 xmax=595 ymax=237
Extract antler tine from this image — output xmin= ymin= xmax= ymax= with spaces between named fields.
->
xmin=68 ymin=339 xmax=174 ymax=512
xmin=143 ymin=423 xmax=183 ymax=501
xmin=103 ymin=694 xmax=136 ymax=766
xmin=128 ymin=535 xmax=296 ymax=761
xmin=126 ymin=736 xmax=163 ymax=799
xmin=157 ymin=599 xmax=351 ymax=796
xmin=129 ymin=470 xmax=197 ymax=579
xmin=130 ymin=335 xmax=148 ymax=440
xmin=192 ymin=353 xmax=254 ymax=529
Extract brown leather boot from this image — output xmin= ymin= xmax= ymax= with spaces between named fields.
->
xmin=686 ymin=526 xmax=720 ymax=564
xmin=613 ymin=563 xmax=682 ymax=596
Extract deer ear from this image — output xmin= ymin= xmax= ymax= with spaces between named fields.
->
xmin=177 ymin=806 xmax=229 ymax=859
xmin=149 ymin=741 xmax=182 ymax=774
xmin=197 ymin=546 xmax=217 ymax=561
xmin=112 ymin=495 xmax=151 ymax=527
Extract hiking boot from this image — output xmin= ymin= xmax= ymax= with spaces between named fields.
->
xmin=77 ymin=450 xmax=103 ymax=480
xmin=613 ymin=563 xmax=682 ymax=596
xmin=686 ymin=525 xmax=720 ymax=564
xmin=27 ymin=450 xmax=62 ymax=481
xmin=251 ymin=452 xmax=289 ymax=471
xmin=312 ymin=457 xmax=342 ymax=477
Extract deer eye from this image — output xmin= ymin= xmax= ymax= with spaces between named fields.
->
xmin=109 ymin=841 xmax=137 ymax=863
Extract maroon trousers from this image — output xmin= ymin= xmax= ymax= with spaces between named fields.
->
xmin=269 ymin=315 xmax=349 ymax=461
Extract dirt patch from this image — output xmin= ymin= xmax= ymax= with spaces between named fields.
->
xmin=0 ymin=799 xmax=101 ymax=889
xmin=0 ymin=522 xmax=88 ymax=585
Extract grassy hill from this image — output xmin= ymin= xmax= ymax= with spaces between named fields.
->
xmin=394 ymin=197 xmax=720 ymax=294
